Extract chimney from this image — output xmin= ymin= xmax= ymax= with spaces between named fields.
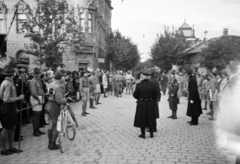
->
xmin=223 ymin=28 xmax=228 ymax=36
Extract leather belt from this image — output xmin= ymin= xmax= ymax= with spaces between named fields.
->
xmin=139 ymin=98 xmax=153 ymax=101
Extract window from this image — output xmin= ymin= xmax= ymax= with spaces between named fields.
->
xmin=80 ymin=12 xmax=85 ymax=32
xmin=0 ymin=12 xmax=6 ymax=34
xmin=88 ymin=13 xmax=92 ymax=33
xmin=17 ymin=13 xmax=28 ymax=33
xmin=0 ymin=4 xmax=7 ymax=34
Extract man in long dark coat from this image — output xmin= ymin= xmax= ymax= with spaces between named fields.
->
xmin=133 ymin=70 xmax=158 ymax=139
xmin=160 ymin=72 xmax=168 ymax=95
xmin=149 ymin=69 xmax=161 ymax=132
xmin=185 ymin=68 xmax=202 ymax=125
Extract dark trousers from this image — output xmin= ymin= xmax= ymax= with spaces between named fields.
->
xmin=141 ymin=127 xmax=153 ymax=135
xmin=32 ymin=111 xmax=41 ymax=130
xmin=192 ymin=117 xmax=199 ymax=124
xmin=14 ymin=112 xmax=21 ymax=140
xmin=40 ymin=104 xmax=47 ymax=126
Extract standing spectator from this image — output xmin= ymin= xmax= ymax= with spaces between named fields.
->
xmin=79 ymin=70 xmax=90 ymax=116
xmin=133 ymin=70 xmax=158 ymax=139
xmin=39 ymin=74 xmax=48 ymax=127
xmin=29 ymin=68 xmax=45 ymax=137
xmin=202 ymin=75 xmax=210 ymax=110
xmin=108 ymin=72 xmax=114 ymax=95
xmin=46 ymin=71 xmax=66 ymax=150
xmin=186 ymin=68 xmax=202 ymax=125
xmin=95 ymin=70 xmax=102 ymax=105
xmin=167 ymin=70 xmax=179 ymax=119
xmin=125 ymin=71 xmax=135 ymax=94
xmin=160 ymin=71 xmax=168 ymax=95
xmin=89 ymin=71 xmax=97 ymax=109
xmin=102 ymin=71 xmax=108 ymax=98
xmin=0 ymin=64 xmax=24 ymax=155
xmin=13 ymin=71 xmax=24 ymax=142
xmin=149 ymin=69 xmax=161 ymax=132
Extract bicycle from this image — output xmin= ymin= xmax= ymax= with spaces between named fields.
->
xmin=57 ymin=94 xmax=78 ymax=153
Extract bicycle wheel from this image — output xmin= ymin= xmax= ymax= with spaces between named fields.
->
xmin=59 ymin=116 xmax=67 ymax=153
xmin=67 ymin=118 xmax=76 ymax=140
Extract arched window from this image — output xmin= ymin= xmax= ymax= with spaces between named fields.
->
xmin=80 ymin=12 xmax=85 ymax=32
xmin=88 ymin=13 xmax=92 ymax=33
xmin=0 ymin=2 xmax=7 ymax=34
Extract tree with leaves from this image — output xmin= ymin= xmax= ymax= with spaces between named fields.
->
xmin=150 ymin=27 xmax=190 ymax=71
xmin=200 ymin=35 xmax=240 ymax=70
xmin=24 ymin=0 xmax=85 ymax=69
xmin=105 ymin=30 xmax=140 ymax=71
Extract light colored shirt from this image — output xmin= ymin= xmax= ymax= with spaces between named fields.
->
xmin=0 ymin=77 xmax=17 ymax=103
xmin=30 ymin=78 xmax=44 ymax=97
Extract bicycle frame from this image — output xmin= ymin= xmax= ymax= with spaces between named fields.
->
xmin=57 ymin=104 xmax=75 ymax=132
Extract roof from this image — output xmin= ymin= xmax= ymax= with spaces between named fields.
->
xmin=179 ymin=21 xmax=192 ymax=29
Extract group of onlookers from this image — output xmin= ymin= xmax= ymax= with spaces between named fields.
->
xmin=0 ymin=64 xmax=138 ymax=155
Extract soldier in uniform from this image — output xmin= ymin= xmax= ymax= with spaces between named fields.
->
xmin=46 ymin=71 xmax=66 ymax=150
xmin=80 ymin=70 xmax=90 ymax=116
xmin=108 ymin=72 xmax=114 ymax=95
xmin=89 ymin=71 xmax=97 ymax=109
xmin=133 ymin=70 xmax=158 ymax=139
xmin=0 ymin=64 xmax=24 ymax=155
xmin=112 ymin=71 xmax=118 ymax=96
xmin=167 ymin=70 xmax=179 ymax=119
xmin=116 ymin=71 xmax=124 ymax=97
xmin=29 ymin=68 xmax=45 ymax=137
xmin=160 ymin=71 xmax=169 ymax=95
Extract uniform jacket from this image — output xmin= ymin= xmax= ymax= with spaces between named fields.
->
xmin=168 ymin=78 xmax=179 ymax=111
xmin=160 ymin=75 xmax=168 ymax=92
xmin=133 ymin=79 xmax=158 ymax=128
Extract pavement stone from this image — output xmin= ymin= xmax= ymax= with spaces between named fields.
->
xmin=0 ymin=92 xmax=237 ymax=164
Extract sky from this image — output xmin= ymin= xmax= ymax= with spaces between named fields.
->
xmin=111 ymin=0 xmax=240 ymax=61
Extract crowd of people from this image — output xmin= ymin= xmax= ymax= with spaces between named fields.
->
xmin=132 ymin=61 xmax=240 ymax=164
xmin=0 ymin=60 xmax=240 ymax=164
xmin=0 ymin=62 xmax=138 ymax=155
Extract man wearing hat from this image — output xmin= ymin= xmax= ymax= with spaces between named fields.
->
xmin=133 ymin=70 xmax=158 ymax=139
xmin=0 ymin=64 xmax=24 ymax=155
xmin=167 ymin=70 xmax=179 ymax=119
xmin=46 ymin=71 xmax=66 ymax=150
xmin=185 ymin=67 xmax=202 ymax=125
xmin=29 ymin=67 xmax=45 ymax=136
xmin=80 ymin=70 xmax=90 ymax=116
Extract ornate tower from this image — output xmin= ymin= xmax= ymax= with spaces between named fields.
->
xmin=178 ymin=20 xmax=195 ymax=40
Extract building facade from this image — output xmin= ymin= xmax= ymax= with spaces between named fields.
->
xmin=65 ymin=0 xmax=113 ymax=71
xmin=0 ymin=0 xmax=113 ymax=71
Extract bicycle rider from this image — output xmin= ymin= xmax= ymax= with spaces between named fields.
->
xmin=46 ymin=72 xmax=66 ymax=150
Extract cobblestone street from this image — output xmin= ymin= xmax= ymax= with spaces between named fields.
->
xmin=0 ymin=93 xmax=236 ymax=164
